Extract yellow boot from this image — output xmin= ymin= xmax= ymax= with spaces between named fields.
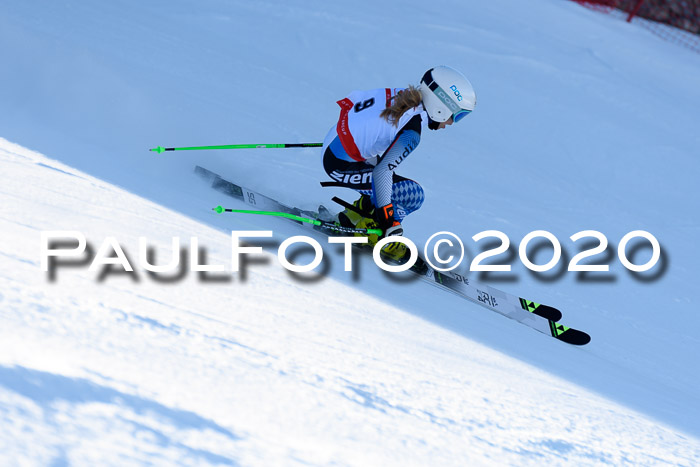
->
xmin=337 ymin=195 xmax=374 ymax=228
xmin=380 ymin=240 xmax=408 ymax=262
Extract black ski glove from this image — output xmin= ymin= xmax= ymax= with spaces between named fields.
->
xmin=376 ymin=203 xmax=403 ymax=238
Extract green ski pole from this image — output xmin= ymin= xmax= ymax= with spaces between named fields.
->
xmin=212 ymin=206 xmax=383 ymax=236
xmin=150 ymin=142 xmax=322 ymax=154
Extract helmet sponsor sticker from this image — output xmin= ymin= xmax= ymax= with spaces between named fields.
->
xmin=450 ymin=85 xmax=463 ymax=101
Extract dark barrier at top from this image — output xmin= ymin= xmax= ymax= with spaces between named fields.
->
xmin=571 ymin=0 xmax=700 ymax=53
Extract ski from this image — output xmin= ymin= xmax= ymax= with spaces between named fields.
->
xmin=195 ymin=165 xmax=311 ymax=218
xmin=195 ymin=165 xmax=590 ymax=345
xmin=425 ymin=270 xmax=590 ymax=345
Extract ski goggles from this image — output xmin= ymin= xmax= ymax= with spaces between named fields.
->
xmin=453 ymin=109 xmax=471 ymax=123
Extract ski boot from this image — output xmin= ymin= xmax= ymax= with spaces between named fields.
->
xmin=379 ymin=239 xmax=427 ymax=272
xmin=337 ymin=195 xmax=381 ymax=244
xmin=337 ymin=194 xmax=374 ymax=228
xmin=380 ymin=240 xmax=408 ymax=262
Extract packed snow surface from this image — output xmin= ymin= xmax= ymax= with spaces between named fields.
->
xmin=1 ymin=0 xmax=699 ymax=465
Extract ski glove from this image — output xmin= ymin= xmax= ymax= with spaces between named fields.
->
xmin=376 ymin=203 xmax=403 ymax=238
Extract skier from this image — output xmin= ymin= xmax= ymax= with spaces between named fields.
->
xmin=320 ymin=65 xmax=476 ymax=262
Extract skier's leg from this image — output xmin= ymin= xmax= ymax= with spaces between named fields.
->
xmin=387 ymin=176 xmax=425 ymax=222
xmin=366 ymin=176 xmax=424 ymax=262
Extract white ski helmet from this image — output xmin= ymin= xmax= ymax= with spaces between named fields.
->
xmin=419 ymin=66 xmax=476 ymax=123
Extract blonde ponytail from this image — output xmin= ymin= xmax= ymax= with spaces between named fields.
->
xmin=380 ymin=86 xmax=423 ymax=126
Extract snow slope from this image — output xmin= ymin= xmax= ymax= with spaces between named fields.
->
xmin=1 ymin=139 xmax=697 ymax=465
xmin=1 ymin=0 xmax=700 ymax=464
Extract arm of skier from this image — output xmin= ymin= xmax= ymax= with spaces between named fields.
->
xmin=372 ymin=114 xmax=422 ymax=236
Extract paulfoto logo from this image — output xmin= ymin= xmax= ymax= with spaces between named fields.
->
xmin=40 ymin=229 xmax=663 ymax=280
